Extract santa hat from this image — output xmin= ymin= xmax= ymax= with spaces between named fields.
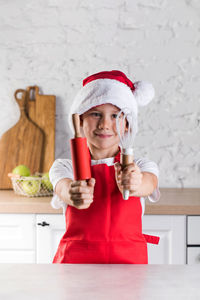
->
xmin=68 ymin=70 xmax=155 ymax=135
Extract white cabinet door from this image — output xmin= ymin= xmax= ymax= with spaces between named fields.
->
xmin=143 ymin=215 xmax=186 ymax=264
xmin=0 ymin=214 xmax=36 ymax=263
xmin=36 ymin=214 xmax=65 ymax=263
xmin=187 ymin=247 xmax=200 ymax=264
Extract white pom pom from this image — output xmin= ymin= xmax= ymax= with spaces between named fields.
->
xmin=133 ymin=81 xmax=155 ymax=106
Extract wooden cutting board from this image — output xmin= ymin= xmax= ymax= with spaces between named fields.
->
xmin=0 ymin=89 xmax=44 ymax=189
xmin=26 ymin=86 xmax=55 ymax=173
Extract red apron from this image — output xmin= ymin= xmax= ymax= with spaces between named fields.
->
xmin=53 ymin=152 xmax=159 ymax=264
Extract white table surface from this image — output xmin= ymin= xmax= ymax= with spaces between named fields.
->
xmin=0 ymin=264 xmax=200 ymax=300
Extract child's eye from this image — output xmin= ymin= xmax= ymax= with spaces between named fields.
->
xmin=112 ymin=114 xmax=118 ymax=119
xmin=90 ymin=112 xmax=101 ymax=117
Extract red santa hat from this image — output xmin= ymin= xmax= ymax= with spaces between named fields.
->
xmin=68 ymin=70 xmax=155 ymax=134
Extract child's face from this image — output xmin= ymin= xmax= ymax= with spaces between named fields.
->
xmin=80 ymin=103 xmax=126 ymax=158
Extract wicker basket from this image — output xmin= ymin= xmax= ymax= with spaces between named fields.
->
xmin=10 ymin=174 xmax=53 ymax=197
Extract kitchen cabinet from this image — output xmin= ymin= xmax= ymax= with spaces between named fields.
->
xmin=0 ymin=213 xmax=186 ymax=264
xmin=37 ymin=214 xmax=186 ymax=264
xmin=187 ymin=247 xmax=200 ymax=264
xmin=36 ymin=214 xmax=65 ymax=263
xmin=0 ymin=214 xmax=36 ymax=263
xmin=143 ymin=215 xmax=186 ymax=264
xmin=0 ymin=213 xmax=65 ymax=264
xmin=187 ymin=216 xmax=200 ymax=264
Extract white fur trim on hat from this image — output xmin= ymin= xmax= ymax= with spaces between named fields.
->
xmin=68 ymin=78 xmax=154 ymax=133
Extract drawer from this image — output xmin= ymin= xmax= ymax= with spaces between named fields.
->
xmin=187 ymin=216 xmax=200 ymax=245
xmin=187 ymin=247 xmax=200 ymax=264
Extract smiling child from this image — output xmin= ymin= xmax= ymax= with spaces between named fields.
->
xmin=49 ymin=70 xmax=160 ymax=264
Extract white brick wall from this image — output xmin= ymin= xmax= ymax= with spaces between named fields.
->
xmin=0 ymin=0 xmax=200 ymax=188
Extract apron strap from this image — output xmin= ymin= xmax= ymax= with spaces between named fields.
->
xmin=143 ymin=234 xmax=160 ymax=245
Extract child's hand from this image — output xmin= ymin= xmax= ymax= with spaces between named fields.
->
xmin=114 ymin=162 xmax=143 ymax=197
xmin=69 ymin=178 xmax=96 ymax=209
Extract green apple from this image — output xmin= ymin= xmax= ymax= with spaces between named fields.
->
xmin=41 ymin=172 xmax=53 ymax=191
xmin=21 ymin=179 xmax=40 ymax=196
xmin=12 ymin=165 xmax=31 ymax=177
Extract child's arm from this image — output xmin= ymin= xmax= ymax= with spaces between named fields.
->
xmin=49 ymin=159 xmax=95 ymax=210
xmin=114 ymin=162 xmax=158 ymax=198
xmin=55 ymin=178 xmax=95 ymax=209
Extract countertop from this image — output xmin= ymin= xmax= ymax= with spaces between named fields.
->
xmin=0 ymin=264 xmax=200 ymax=300
xmin=0 ymin=188 xmax=200 ymax=215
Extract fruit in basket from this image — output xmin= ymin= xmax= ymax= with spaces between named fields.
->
xmin=41 ymin=172 xmax=53 ymax=191
xmin=21 ymin=179 xmax=40 ymax=196
xmin=12 ymin=165 xmax=31 ymax=177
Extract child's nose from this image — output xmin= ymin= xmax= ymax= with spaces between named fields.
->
xmin=98 ymin=116 xmax=111 ymax=129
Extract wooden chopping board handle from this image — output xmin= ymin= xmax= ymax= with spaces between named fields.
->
xmin=14 ymin=89 xmax=27 ymax=111
xmin=26 ymin=86 xmax=39 ymax=100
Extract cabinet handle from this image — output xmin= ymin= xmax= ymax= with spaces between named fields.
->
xmin=37 ymin=221 xmax=50 ymax=227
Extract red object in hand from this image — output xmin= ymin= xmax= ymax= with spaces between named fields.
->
xmin=70 ymin=137 xmax=91 ymax=180
xmin=70 ymin=114 xmax=91 ymax=181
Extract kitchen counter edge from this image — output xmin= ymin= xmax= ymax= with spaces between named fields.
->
xmin=0 ymin=188 xmax=200 ymax=215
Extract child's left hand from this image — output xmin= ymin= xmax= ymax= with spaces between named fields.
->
xmin=114 ymin=162 xmax=143 ymax=197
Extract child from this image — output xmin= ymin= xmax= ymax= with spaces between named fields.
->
xmin=49 ymin=70 xmax=160 ymax=264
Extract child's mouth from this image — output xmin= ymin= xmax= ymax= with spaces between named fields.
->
xmin=95 ymin=133 xmax=113 ymax=138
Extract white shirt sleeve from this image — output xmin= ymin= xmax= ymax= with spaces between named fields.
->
xmin=135 ymin=157 xmax=160 ymax=203
xmin=49 ymin=159 xmax=74 ymax=210
xmin=49 ymin=159 xmax=74 ymax=189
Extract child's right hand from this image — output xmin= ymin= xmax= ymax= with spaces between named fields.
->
xmin=69 ymin=178 xmax=96 ymax=209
